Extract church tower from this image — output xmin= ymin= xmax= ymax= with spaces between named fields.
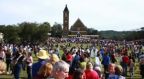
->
xmin=63 ymin=5 xmax=69 ymax=37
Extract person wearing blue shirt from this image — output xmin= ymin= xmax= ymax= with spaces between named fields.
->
xmin=102 ymin=52 xmax=111 ymax=79
xmin=32 ymin=50 xmax=49 ymax=78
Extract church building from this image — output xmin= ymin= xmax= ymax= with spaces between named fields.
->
xmin=63 ymin=5 xmax=87 ymax=37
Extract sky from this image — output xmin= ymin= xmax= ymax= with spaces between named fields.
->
xmin=0 ymin=0 xmax=144 ymax=31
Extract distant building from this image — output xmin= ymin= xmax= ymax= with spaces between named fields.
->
xmin=70 ymin=18 xmax=87 ymax=35
xmin=63 ymin=5 xmax=87 ymax=37
xmin=63 ymin=5 xmax=99 ymax=38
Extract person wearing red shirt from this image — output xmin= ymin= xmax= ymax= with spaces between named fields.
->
xmin=85 ymin=62 xmax=100 ymax=79
xmin=122 ymin=53 xmax=129 ymax=76
xmin=66 ymin=52 xmax=73 ymax=65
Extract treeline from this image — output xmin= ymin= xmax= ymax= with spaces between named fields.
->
xmin=99 ymin=28 xmax=144 ymax=41
xmin=0 ymin=22 xmax=52 ymax=44
xmin=0 ymin=22 xmax=144 ymax=44
xmin=0 ymin=22 xmax=98 ymax=44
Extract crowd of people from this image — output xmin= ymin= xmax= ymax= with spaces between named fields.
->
xmin=0 ymin=37 xmax=144 ymax=79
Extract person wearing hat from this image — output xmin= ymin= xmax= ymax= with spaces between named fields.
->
xmin=32 ymin=49 xmax=49 ymax=78
xmin=49 ymin=54 xmax=60 ymax=65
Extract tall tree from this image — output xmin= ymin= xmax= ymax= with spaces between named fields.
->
xmin=19 ymin=22 xmax=38 ymax=43
xmin=36 ymin=22 xmax=51 ymax=42
xmin=51 ymin=22 xmax=63 ymax=37
xmin=4 ymin=25 xmax=20 ymax=43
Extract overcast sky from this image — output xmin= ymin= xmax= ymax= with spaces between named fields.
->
xmin=0 ymin=0 xmax=144 ymax=31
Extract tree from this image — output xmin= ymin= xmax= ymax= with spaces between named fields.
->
xmin=36 ymin=22 xmax=51 ymax=42
xmin=19 ymin=22 xmax=38 ymax=43
xmin=4 ymin=25 xmax=20 ymax=44
xmin=51 ymin=22 xmax=63 ymax=37
xmin=141 ymin=27 xmax=144 ymax=31
xmin=0 ymin=25 xmax=6 ymax=33
xmin=87 ymin=28 xmax=98 ymax=35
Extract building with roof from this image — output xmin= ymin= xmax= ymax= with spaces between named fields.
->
xmin=63 ymin=5 xmax=87 ymax=37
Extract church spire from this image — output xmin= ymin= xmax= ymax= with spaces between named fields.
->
xmin=64 ymin=4 xmax=69 ymax=12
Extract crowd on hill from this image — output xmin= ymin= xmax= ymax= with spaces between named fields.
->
xmin=0 ymin=37 xmax=144 ymax=79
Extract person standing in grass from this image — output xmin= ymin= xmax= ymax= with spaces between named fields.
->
xmin=13 ymin=48 xmax=26 ymax=79
xmin=102 ymin=52 xmax=110 ymax=79
xmin=26 ymin=53 xmax=33 ymax=79
xmin=32 ymin=50 xmax=49 ymax=78
xmin=129 ymin=59 xmax=134 ymax=79
xmin=5 ymin=48 xmax=12 ymax=74
xmin=0 ymin=45 xmax=5 ymax=61
xmin=140 ymin=57 xmax=144 ymax=79
xmin=121 ymin=53 xmax=129 ymax=76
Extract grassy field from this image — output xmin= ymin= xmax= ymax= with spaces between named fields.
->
xmin=0 ymin=43 xmax=142 ymax=79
